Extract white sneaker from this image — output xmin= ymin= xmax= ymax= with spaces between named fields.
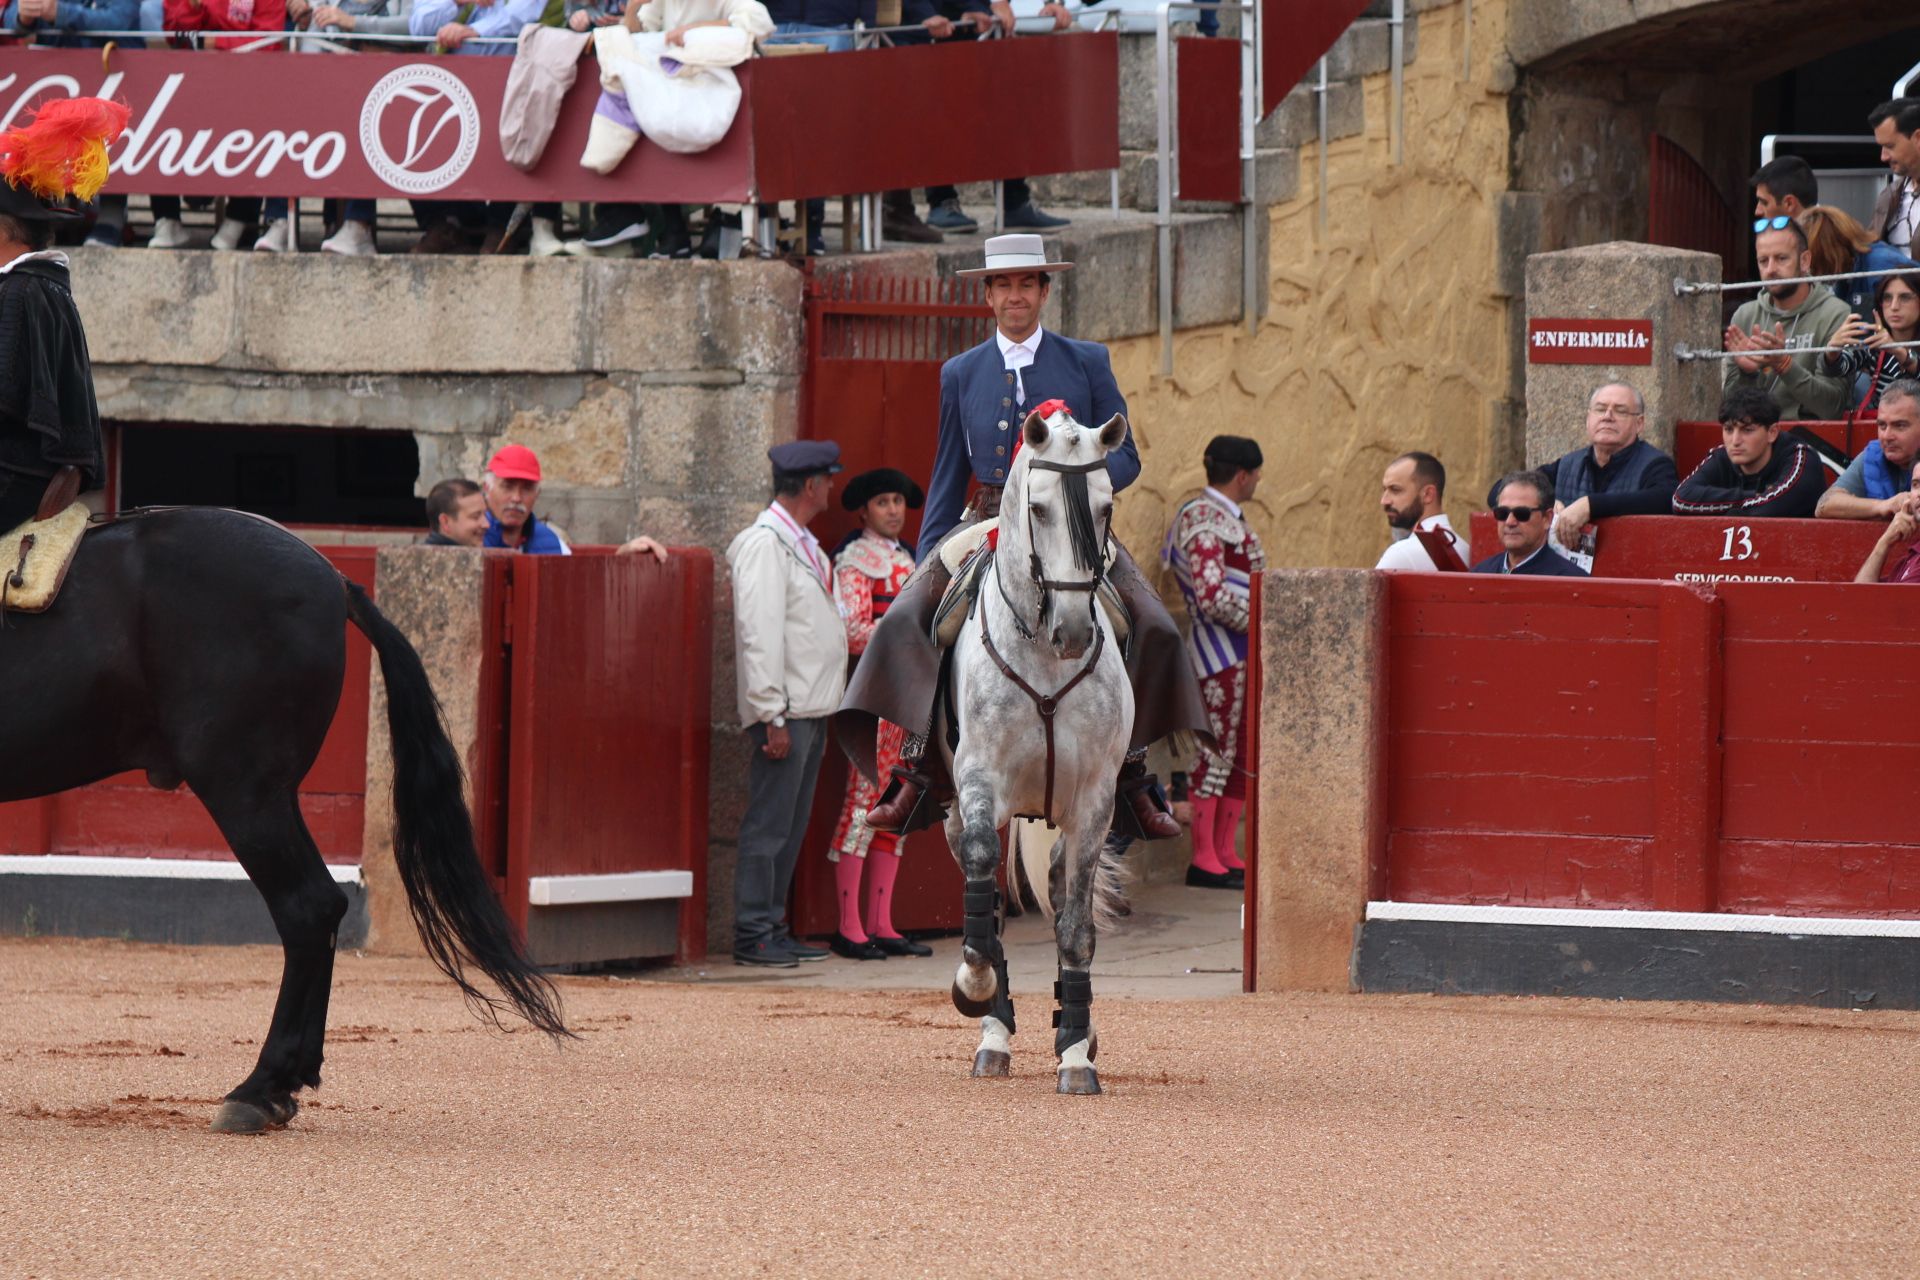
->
xmin=253 ymin=218 xmax=292 ymax=253
xmin=210 ymin=218 xmax=247 ymax=252
xmin=321 ymin=219 xmax=376 ymax=257
xmin=148 ymin=216 xmax=191 ymax=249
xmin=530 ymin=217 xmax=564 ymax=257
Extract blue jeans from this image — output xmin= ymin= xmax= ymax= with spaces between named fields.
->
xmin=766 ymin=20 xmax=854 ymax=51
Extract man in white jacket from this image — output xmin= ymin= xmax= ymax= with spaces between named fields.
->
xmin=726 ymin=440 xmax=850 ymax=967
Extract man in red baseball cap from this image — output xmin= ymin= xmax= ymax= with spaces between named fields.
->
xmin=481 ymin=444 xmax=571 ymax=554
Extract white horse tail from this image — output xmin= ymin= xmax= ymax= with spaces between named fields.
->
xmin=1009 ymin=818 xmax=1130 ymax=932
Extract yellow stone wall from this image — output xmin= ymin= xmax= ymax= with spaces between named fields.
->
xmin=1110 ymin=0 xmax=1515 ymax=574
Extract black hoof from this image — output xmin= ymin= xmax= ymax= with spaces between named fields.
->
xmin=971 ymin=1048 xmax=1011 ymax=1077
xmin=951 ymin=980 xmax=995 ymax=1018
xmin=1057 ymin=1065 xmax=1101 ymax=1095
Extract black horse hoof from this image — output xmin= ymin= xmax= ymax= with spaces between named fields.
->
xmin=951 ymin=981 xmax=995 ymax=1018
xmin=972 ymin=1048 xmax=1011 ymax=1077
xmin=211 ymin=1099 xmax=285 ymax=1134
xmin=1057 ymin=1065 xmax=1101 ymax=1096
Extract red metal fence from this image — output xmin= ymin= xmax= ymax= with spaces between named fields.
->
xmin=1648 ymin=132 xmax=1740 ymax=283
xmin=1382 ymin=573 xmax=1920 ymax=918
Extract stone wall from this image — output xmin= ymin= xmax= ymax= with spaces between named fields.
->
xmin=1102 ymin=0 xmax=1522 ymax=572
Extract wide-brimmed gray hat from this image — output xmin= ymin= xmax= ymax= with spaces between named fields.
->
xmin=955 ymin=233 xmax=1074 ymax=279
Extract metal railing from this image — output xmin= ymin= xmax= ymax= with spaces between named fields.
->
xmin=1675 ymin=337 xmax=1920 ymax=363
xmin=1673 ymin=263 xmax=1920 ymax=297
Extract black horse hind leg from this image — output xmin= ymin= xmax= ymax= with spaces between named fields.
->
xmin=199 ymin=785 xmax=348 ymax=1134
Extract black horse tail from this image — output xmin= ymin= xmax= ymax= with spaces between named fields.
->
xmin=343 ymin=580 xmax=572 ymax=1040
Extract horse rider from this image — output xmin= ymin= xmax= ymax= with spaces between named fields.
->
xmin=837 ymin=234 xmax=1209 ymax=839
xmin=0 ymin=98 xmax=128 ymax=532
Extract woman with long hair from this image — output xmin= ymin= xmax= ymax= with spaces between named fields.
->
xmin=1826 ymin=270 xmax=1920 ymax=413
xmin=1800 ymin=203 xmax=1918 ymax=317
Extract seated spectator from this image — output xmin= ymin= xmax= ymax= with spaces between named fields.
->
xmin=1471 ymin=472 xmax=1588 ymax=577
xmin=423 ymin=478 xmax=487 ymax=547
xmin=481 ymin=445 xmax=573 ymax=554
xmin=1823 ymin=272 xmax=1920 ymax=414
xmin=1869 ymin=99 xmax=1920 ymax=255
xmin=158 ymin=0 xmax=288 ymax=251
xmin=1750 ymin=155 xmax=1817 ymax=221
xmin=1673 ymin=387 xmax=1822 ymax=518
xmin=1799 ymin=204 xmax=1918 ymax=319
xmin=1723 ymin=217 xmax=1851 ymax=420
xmin=1542 ymin=380 xmax=1679 ymax=550
xmin=1375 ymin=451 xmax=1467 ymax=571
xmin=1816 ymin=379 xmax=1920 ymax=520
xmin=1854 ymin=464 xmax=1920 ymax=582
xmin=0 ymin=0 xmax=136 ymax=247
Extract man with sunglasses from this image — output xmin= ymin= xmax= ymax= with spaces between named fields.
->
xmin=1471 ymin=472 xmax=1590 ymax=577
xmin=1723 ymin=217 xmax=1852 ymax=421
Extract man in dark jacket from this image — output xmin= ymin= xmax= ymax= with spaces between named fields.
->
xmin=422 ymin=478 xmax=486 ymax=547
xmin=1672 ymin=387 xmax=1824 ymax=519
xmin=1471 ymin=471 xmax=1591 ymax=577
xmin=1542 ymin=381 xmax=1679 ymax=550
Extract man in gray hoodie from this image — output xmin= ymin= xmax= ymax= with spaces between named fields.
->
xmin=1724 ymin=218 xmax=1853 ymax=420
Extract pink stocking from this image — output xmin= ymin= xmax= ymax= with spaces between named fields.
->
xmin=866 ymin=842 xmax=904 ymax=939
xmin=1213 ymin=799 xmax=1246 ymax=871
xmin=1189 ymin=796 xmax=1228 ymax=874
xmin=834 ymin=853 xmax=869 ymax=942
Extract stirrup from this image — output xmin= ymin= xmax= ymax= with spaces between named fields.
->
xmin=1111 ymin=770 xmax=1181 ymax=843
xmin=865 ymin=765 xmax=948 ymax=835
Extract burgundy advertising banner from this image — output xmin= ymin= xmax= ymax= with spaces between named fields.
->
xmin=1527 ymin=317 xmax=1657 ymax=365
xmin=0 ymin=48 xmax=754 ymax=202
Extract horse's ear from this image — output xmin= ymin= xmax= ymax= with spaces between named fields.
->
xmin=1097 ymin=414 xmax=1129 ymax=452
xmin=1022 ymin=410 xmax=1050 ymax=451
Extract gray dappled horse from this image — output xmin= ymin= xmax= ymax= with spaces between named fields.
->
xmin=941 ymin=406 xmax=1133 ymax=1095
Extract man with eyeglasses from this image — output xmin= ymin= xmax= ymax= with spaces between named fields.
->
xmin=1470 ymin=472 xmax=1590 ymax=577
xmin=1539 ymin=381 xmax=1679 ymax=551
xmin=1672 ymin=387 xmax=1822 ymax=519
xmin=1723 ymin=216 xmax=1852 ymax=421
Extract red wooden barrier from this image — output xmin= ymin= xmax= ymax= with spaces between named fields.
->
xmin=0 ymin=544 xmax=374 ymax=862
xmin=1467 ymin=513 xmax=1889 ymax=583
xmin=1383 ymin=573 xmax=1920 ymax=919
xmin=1673 ymin=419 xmax=1862 ymax=477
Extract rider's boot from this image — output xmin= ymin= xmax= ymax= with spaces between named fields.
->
xmin=865 ymin=736 xmax=947 ymax=834
xmin=1115 ymin=753 xmax=1183 ymax=841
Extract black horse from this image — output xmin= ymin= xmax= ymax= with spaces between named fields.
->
xmin=8 ymin=508 xmax=568 ymax=1132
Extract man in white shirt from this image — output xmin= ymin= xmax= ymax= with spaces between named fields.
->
xmin=726 ymin=439 xmax=850 ymax=967
xmin=1375 ymin=452 xmax=1467 ymax=571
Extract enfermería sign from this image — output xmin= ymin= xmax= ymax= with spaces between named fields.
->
xmin=1526 ymin=318 xmax=1657 ymax=366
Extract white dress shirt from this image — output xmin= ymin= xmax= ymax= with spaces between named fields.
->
xmin=996 ymin=326 xmax=1045 ymax=407
xmin=1375 ymin=513 xmax=1467 ymax=571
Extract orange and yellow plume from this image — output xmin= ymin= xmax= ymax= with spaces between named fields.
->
xmin=0 ymin=98 xmax=132 ymax=205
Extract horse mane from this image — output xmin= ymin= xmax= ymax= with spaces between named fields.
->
xmin=1016 ymin=418 xmax=1106 ymax=573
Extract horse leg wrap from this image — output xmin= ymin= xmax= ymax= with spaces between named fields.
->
xmin=1052 ymin=968 xmax=1094 ymax=1057
xmin=962 ymin=879 xmax=1001 ymax=965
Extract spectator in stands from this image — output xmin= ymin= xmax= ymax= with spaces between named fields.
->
xmin=1799 ymin=204 xmax=1918 ymax=319
xmin=1375 ymin=451 xmax=1467 ymax=571
xmin=1541 ymin=381 xmax=1679 ymax=551
xmin=480 ymin=445 xmax=573 ymax=553
xmin=726 ymin=440 xmax=848 ymax=967
xmin=1471 ymin=472 xmax=1589 ymax=577
xmin=1823 ymin=272 xmax=1920 ymax=414
xmin=160 ymin=0 xmax=286 ymax=251
xmin=1723 ymin=217 xmax=1851 ymax=420
xmin=1869 ymin=99 xmax=1920 ymax=255
xmin=1750 ymin=155 xmax=1817 ymax=221
xmin=1673 ymin=388 xmax=1822 ymax=519
xmin=1853 ymin=464 xmax=1920 ymax=582
xmin=1817 ymin=379 xmax=1920 ymax=521
xmin=423 ymin=478 xmax=487 ymax=547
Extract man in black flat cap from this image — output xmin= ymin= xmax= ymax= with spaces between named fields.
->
xmin=725 ymin=439 xmax=849 ymax=968
xmin=823 ymin=467 xmax=932 ymax=960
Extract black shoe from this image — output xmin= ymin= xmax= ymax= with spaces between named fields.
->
xmin=1003 ymin=200 xmax=1070 ymax=230
xmin=926 ymin=198 xmax=979 ymax=233
xmin=582 ymin=205 xmax=650 ymax=248
xmin=734 ymin=939 xmax=799 ymax=967
xmin=777 ymin=934 xmax=829 ymax=963
xmin=830 ymin=932 xmax=888 ymax=960
xmin=1185 ymin=865 xmax=1242 ymax=890
xmin=872 ymin=933 xmax=932 ymax=957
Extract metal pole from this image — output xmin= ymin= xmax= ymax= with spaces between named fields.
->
xmin=1240 ymin=0 xmax=1256 ymax=334
xmin=1390 ymin=0 xmax=1404 ymax=167
xmin=1315 ymin=56 xmax=1328 ymax=236
xmin=1156 ymin=1 xmax=1175 ymax=375
xmin=993 ymin=179 xmax=1005 ymax=235
xmin=1898 ymin=57 xmax=1920 ymax=99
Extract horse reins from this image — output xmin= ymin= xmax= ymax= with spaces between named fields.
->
xmin=979 ymin=452 xmax=1115 ymax=828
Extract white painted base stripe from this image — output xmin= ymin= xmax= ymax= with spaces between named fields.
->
xmin=527 ymin=870 xmax=693 ymax=907
xmin=0 ymin=854 xmax=362 ymax=886
xmin=1367 ymin=901 xmax=1920 ymax=938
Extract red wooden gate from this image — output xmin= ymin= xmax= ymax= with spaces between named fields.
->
xmin=789 ymin=270 xmax=994 ymax=936
xmin=1648 ymin=132 xmax=1740 ymax=284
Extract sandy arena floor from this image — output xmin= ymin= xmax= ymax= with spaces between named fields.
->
xmin=3 ymin=932 xmax=1919 ymax=1278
